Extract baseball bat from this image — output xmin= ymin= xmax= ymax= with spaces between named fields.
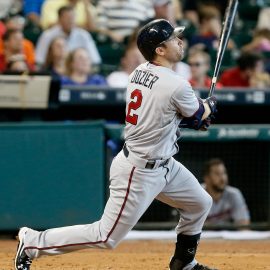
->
xmin=208 ymin=0 xmax=239 ymax=97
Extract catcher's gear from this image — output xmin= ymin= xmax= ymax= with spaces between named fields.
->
xmin=137 ymin=19 xmax=185 ymax=61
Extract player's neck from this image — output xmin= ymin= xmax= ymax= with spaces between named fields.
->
xmin=151 ymin=57 xmax=174 ymax=70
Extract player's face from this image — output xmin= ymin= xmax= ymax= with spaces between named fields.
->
xmin=162 ymin=37 xmax=184 ymax=63
xmin=207 ymin=164 xmax=228 ymax=192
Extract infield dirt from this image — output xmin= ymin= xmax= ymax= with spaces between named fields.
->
xmin=1 ymin=239 xmax=270 ymax=269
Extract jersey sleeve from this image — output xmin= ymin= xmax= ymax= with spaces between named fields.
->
xmin=231 ymin=189 xmax=250 ymax=223
xmin=170 ymin=79 xmax=199 ymax=117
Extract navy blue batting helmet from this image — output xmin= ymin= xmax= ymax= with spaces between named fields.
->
xmin=137 ymin=19 xmax=185 ymax=61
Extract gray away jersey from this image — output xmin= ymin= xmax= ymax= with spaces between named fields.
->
xmin=204 ymin=185 xmax=250 ymax=224
xmin=124 ymin=62 xmax=199 ymax=160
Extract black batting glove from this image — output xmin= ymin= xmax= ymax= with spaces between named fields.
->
xmin=205 ymin=96 xmax=217 ymax=115
xmin=199 ymin=116 xmax=212 ymax=131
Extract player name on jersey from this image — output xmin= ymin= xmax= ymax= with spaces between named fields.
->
xmin=130 ymin=69 xmax=159 ymax=89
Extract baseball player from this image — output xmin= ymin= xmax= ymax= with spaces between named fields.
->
xmin=203 ymin=158 xmax=250 ymax=226
xmin=15 ymin=19 xmax=218 ymax=270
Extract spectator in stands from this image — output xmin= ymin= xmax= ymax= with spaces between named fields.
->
xmin=257 ymin=7 xmax=270 ymax=31
xmin=249 ymin=72 xmax=270 ymax=89
xmin=256 ymin=9 xmax=270 ymax=74
xmin=0 ymin=0 xmax=22 ymax=20
xmin=0 ymin=17 xmax=36 ymax=71
xmin=5 ymin=55 xmax=30 ymax=73
xmin=152 ymin=0 xmax=175 ymax=23
xmin=189 ymin=6 xmax=222 ymax=51
xmin=0 ymin=21 xmax=5 ymax=38
xmin=242 ymin=29 xmax=270 ymax=53
xmin=43 ymin=36 xmax=67 ymax=78
xmin=183 ymin=0 xmax=228 ymax=27
xmin=4 ymin=15 xmax=25 ymax=31
xmin=35 ymin=5 xmax=101 ymax=68
xmin=96 ymin=0 xmax=174 ymax=43
xmin=172 ymin=0 xmax=183 ymax=22
xmin=107 ymin=45 xmax=144 ymax=88
xmin=203 ymin=158 xmax=250 ymax=227
xmin=187 ymin=50 xmax=222 ymax=89
xmin=40 ymin=0 xmax=96 ymax=31
xmin=220 ymin=52 xmax=269 ymax=88
xmin=0 ymin=29 xmax=35 ymax=72
xmin=61 ymin=48 xmax=107 ymax=86
xmin=23 ymin=0 xmax=44 ymax=26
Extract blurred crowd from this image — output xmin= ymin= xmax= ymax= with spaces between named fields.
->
xmin=0 ymin=0 xmax=270 ymax=89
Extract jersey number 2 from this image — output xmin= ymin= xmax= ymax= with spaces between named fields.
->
xmin=126 ymin=89 xmax=142 ymax=125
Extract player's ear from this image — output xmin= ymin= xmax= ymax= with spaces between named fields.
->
xmin=155 ymin=46 xmax=165 ymax=56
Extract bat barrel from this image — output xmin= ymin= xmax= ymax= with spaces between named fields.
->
xmin=209 ymin=0 xmax=239 ymax=97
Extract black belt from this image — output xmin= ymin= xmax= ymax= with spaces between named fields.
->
xmin=123 ymin=144 xmax=169 ymax=169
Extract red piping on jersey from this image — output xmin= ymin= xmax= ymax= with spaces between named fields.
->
xmin=25 ymin=166 xmax=136 ymax=251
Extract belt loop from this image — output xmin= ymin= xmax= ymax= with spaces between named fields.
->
xmin=152 ymin=160 xmax=160 ymax=170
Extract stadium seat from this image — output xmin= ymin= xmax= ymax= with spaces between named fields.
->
xmin=176 ymin=19 xmax=197 ymax=41
xmin=99 ymin=63 xmax=119 ymax=77
xmin=232 ymin=33 xmax=253 ymax=47
xmin=91 ymin=32 xmax=126 ymax=66
xmin=209 ymin=49 xmax=236 ymax=67
xmin=238 ymin=3 xmax=261 ymax=21
xmin=98 ymin=43 xmax=125 ymax=66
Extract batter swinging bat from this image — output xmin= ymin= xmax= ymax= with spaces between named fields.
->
xmin=208 ymin=0 xmax=239 ymax=97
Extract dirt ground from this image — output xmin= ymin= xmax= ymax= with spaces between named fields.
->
xmin=1 ymin=238 xmax=270 ymax=270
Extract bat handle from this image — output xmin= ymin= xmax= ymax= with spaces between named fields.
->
xmin=209 ymin=77 xmax=217 ymax=97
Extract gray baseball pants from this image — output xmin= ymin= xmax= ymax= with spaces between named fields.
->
xmin=23 ymin=150 xmax=212 ymax=259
